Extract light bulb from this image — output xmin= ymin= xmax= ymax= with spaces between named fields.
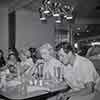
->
xmin=47 ymin=1 xmax=51 ymax=4
xmin=56 ymin=20 xmax=61 ymax=23
xmin=40 ymin=17 xmax=46 ymax=20
xmin=64 ymin=15 xmax=67 ymax=18
xmin=67 ymin=16 xmax=73 ymax=19
xmin=53 ymin=13 xmax=60 ymax=17
xmin=43 ymin=10 xmax=50 ymax=14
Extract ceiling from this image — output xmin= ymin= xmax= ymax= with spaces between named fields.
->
xmin=0 ymin=0 xmax=100 ymax=18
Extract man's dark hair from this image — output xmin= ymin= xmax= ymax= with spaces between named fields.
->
xmin=55 ymin=42 xmax=75 ymax=54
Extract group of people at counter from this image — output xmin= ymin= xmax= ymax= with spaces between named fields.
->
xmin=0 ymin=42 xmax=100 ymax=100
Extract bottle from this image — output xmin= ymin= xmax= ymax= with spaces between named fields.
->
xmin=57 ymin=67 xmax=61 ymax=81
xmin=21 ymin=74 xmax=27 ymax=95
xmin=39 ymin=79 xmax=43 ymax=86
xmin=34 ymin=78 xmax=38 ymax=86
xmin=23 ymin=80 xmax=27 ymax=95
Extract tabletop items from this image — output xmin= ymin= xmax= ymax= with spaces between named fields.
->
xmin=0 ymin=67 xmax=66 ymax=97
xmin=0 ymin=45 xmax=68 ymax=99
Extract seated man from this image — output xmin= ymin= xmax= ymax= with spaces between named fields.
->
xmin=57 ymin=42 xmax=100 ymax=100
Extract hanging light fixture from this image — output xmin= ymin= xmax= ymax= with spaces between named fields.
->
xmin=39 ymin=0 xmax=74 ymax=23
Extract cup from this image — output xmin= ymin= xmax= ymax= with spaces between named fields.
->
xmin=39 ymin=79 xmax=43 ymax=86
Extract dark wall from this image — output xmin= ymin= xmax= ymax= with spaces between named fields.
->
xmin=0 ymin=8 xmax=8 ymax=56
xmin=16 ymin=10 xmax=55 ymax=49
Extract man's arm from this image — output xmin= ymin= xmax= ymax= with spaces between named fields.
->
xmin=64 ymin=81 xmax=95 ymax=98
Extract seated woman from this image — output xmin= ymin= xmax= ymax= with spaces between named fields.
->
xmin=0 ymin=65 xmax=9 ymax=89
xmin=19 ymin=49 xmax=35 ymax=82
xmin=6 ymin=53 xmax=20 ymax=81
xmin=38 ymin=43 xmax=64 ymax=82
xmin=35 ymin=43 xmax=65 ymax=100
xmin=0 ymin=52 xmax=20 ymax=88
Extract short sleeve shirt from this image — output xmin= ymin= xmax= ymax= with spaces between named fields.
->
xmin=63 ymin=55 xmax=100 ymax=91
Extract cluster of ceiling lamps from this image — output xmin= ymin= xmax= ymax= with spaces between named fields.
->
xmin=39 ymin=0 xmax=74 ymax=23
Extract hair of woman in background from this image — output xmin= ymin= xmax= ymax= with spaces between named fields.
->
xmin=0 ymin=49 xmax=6 ymax=68
xmin=8 ymin=48 xmax=21 ymax=62
xmin=28 ymin=47 xmax=38 ymax=63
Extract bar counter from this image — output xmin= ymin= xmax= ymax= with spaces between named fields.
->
xmin=0 ymin=80 xmax=68 ymax=100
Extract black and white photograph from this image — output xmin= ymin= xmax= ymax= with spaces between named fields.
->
xmin=0 ymin=0 xmax=100 ymax=100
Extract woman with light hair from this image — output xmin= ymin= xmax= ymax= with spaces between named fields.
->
xmin=39 ymin=43 xmax=64 ymax=82
xmin=35 ymin=43 xmax=63 ymax=100
xmin=19 ymin=48 xmax=35 ymax=83
xmin=39 ymin=43 xmax=56 ymax=58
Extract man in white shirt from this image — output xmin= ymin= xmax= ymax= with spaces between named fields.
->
xmin=57 ymin=42 xmax=100 ymax=100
